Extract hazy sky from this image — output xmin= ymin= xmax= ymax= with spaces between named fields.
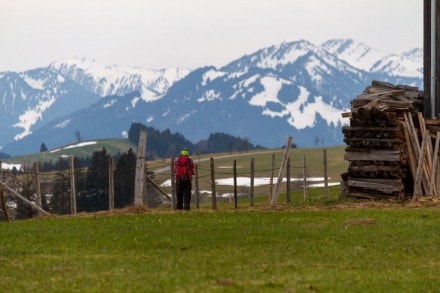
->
xmin=0 ymin=0 xmax=423 ymax=72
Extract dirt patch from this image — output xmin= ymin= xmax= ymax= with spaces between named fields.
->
xmin=406 ymin=196 xmax=440 ymax=208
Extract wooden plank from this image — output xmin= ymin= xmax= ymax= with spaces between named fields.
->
xmin=344 ymin=138 xmax=403 ymax=143
xmin=425 ymin=119 xmax=440 ymax=126
xmin=414 ymin=132 xmax=429 ymax=197
xmin=402 ymin=120 xmax=417 ymax=181
xmin=344 ymin=149 xmax=402 ymax=161
xmin=404 ymin=112 xmax=431 ymax=193
xmin=346 ymin=191 xmax=397 ymax=200
xmin=348 ymin=165 xmax=403 ymax=172
xmin=418 ymin=113 xmax=434 ymax=172
xmin=342 ymin=126 xmax=400 ymax=132
xmin=347 ymin=179 xmax=402 ymax=194
xmin=429 ymin=132 xmax=440 ymax=196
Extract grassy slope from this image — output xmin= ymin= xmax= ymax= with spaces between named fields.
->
xmin=3 ymin=139 xmax=137 ymax=166
xmin=1 ymin=199 xmax=440 ymax=292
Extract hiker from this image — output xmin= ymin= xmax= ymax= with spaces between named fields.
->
xmin=174 ymin=148 xmax=195 ymax=210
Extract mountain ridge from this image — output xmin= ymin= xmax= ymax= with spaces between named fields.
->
xmin=0 ymin=38 xmax=423 ymax=156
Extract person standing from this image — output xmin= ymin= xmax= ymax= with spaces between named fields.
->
xmin=174 ymin=148 xmax=195 ymax=210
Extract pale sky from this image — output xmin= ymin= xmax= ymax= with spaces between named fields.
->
xmin=0 ymin=0 xmax=423 ymax=72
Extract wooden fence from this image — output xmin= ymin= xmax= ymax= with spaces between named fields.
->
xmin=0 ymin=144 xmax=334 ymax=219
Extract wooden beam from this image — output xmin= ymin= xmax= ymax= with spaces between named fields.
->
xmin=145 ymin=176 xmax=171 ymax=201
xmin=344 ymin=149 xmax=402 ymax=161
xmin=270 ymin=137 xmax=292 ymax=207
xmin=429 ymin=132 xmax=440 ymax=195
xmin=347 ymin=178 xmax=402 ymax=194
xmin=414 ymin=132 xmax=430 ymax=197
xmin=0 ymin=182 xmax=50 ymax=216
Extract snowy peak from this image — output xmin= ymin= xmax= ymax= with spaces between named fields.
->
xmin=322 ymin=39 xmax=388 ymax=72
xmin=50 ymin=58 xmax=191 ymax=101
xmin=322 ymin=38 xmax=422 ymax=78
xmin=223 ymin=40 xmax=321 ymax=72
xmin=401 ymin=48 xmax=423 ymax=63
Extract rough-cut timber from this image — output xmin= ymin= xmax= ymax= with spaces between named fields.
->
xmin=341 ymin=80 xmax=425 ymax=199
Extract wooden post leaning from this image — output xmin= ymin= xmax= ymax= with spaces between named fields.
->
xmin=270 ymin=136 xmax=292 ymax=207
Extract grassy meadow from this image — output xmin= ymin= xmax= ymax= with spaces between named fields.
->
xmin=1 ymin=187 xmax=440 ymax=292
xmin=2 ymin=145 xmax=440 ymax=291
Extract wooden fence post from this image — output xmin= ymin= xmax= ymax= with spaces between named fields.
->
xmin=171 ymin=158 xmax=176 ymax=210
xmin=0 ymin=161 xmax=8 ymax=222
xmin=109 ymin=157 xmax=115 ymax=210
xmin=302 ymin=154 xmax=308 ymax=201
xmin=210 ymin=158 xmax=217 ymax=210
xmin=134 ymin=129 xmax=147 ymax=206
xmin=286 ymin=157 xmax=291 ymax=203
xmin=0 ymin=186 xmax=9 ymax=222
xmin=233 ymin=159 xmax=238 ymax=209
xmin=34 ymin=162 xmax=43 ymax=216
xmin=270 ymin=137 xmax=292 ymax=207
xmin=195 ymin=164 xmax=200 ymax=209
xmin=323 ymin=149 xmax=328 ymax=198
xmin=250 ymin=158 xmax=255 ymax=207
xmin=69 ymin=155 xmax=77 ymax=214
xmin=269 ymin=153 xmax=275 ymax=202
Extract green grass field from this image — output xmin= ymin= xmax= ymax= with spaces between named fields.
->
xmin=1 ymin=190 xmax=440 ymax=292
xmin=4 ymin=145 xmax=438 ymax=291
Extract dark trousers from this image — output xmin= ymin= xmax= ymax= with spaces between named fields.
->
xmin=176 ymin=179 xmax=192 ymax=210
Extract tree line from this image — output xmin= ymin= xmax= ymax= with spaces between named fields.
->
xmin=33 ymin=123 xmax=265 ymax=172
xmin=128 ymin=122 xmax=266 ymax=159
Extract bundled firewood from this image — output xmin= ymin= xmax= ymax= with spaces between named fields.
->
xmin=341 ymin=80 xmax=425 ymax=199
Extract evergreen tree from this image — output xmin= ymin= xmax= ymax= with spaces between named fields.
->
xmin=51 ymin=168 xmax=71 ymax=215
xmin=50 ymin=157 xmax=85 ymax=215
xmin=127 ymin=123 xmax=195 ymax=158
xmin=40 ymin=143 xmax=48 ymax=152
xmin=79 ymin=148 xmax=110 ymax=212
xmin=114 ymin=148 xmax=136 ymax=208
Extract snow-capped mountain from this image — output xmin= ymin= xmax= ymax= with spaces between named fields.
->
xmin=0 ymin=39 xmax=423 ymax=156
xmin=0 ymin=68 xmax=100 ymax=148
xmin=323 ymin=39 xmax=423 ymax=78
xmin=0 ymin=60 xmax=190 ymax=151
xmin=50 ymin=58 xmax=191 ymax=101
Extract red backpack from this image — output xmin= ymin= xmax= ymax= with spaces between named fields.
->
xmin=175 ymin=155 xmax=194 ymax=180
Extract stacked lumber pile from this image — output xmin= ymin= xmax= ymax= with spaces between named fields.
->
xmin=341 ymin=80 xmax=436 ymax=199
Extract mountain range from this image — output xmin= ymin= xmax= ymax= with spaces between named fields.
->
xmin=0 ymin=39 xmax=423 ymax=156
